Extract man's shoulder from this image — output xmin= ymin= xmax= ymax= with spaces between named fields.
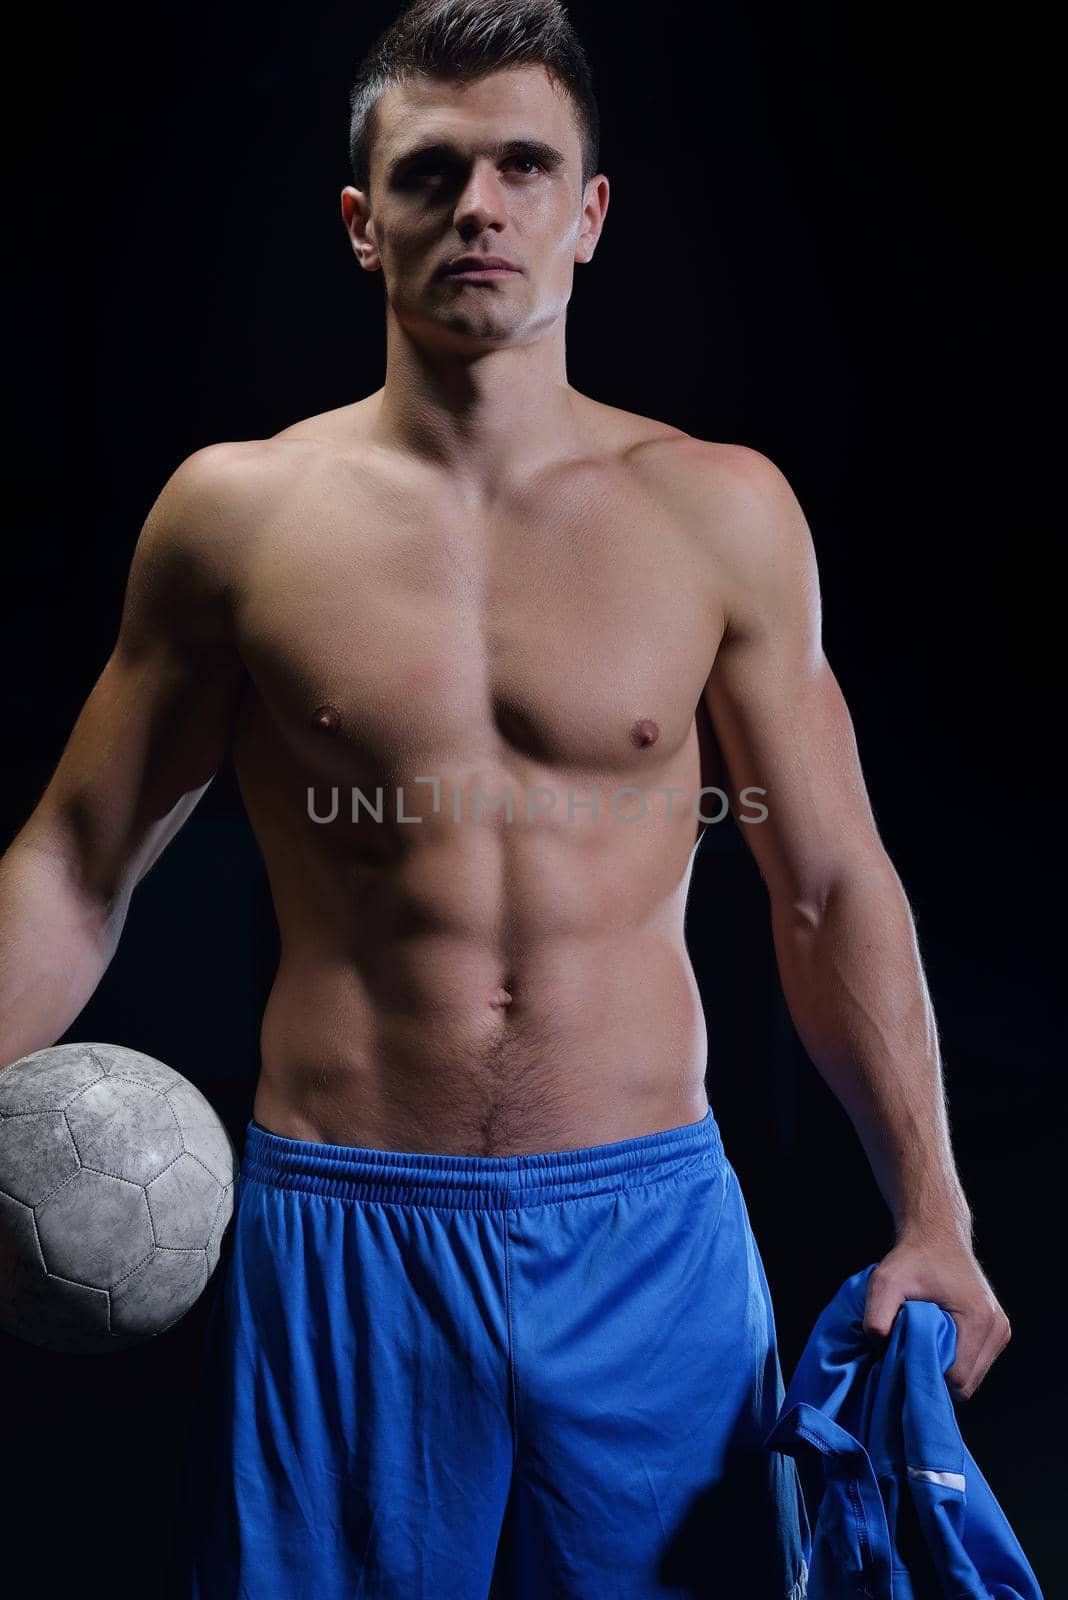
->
xmin=622 ymin=424 xmax=786 ymax=501
xmin=160 ymin=435 xmax=310 ymax=515
xmin=629 ymin=426 xmax=802 ymax=525
xmin=160 ymin=401 xmax=380 ymax=531
xmin=619 ymin=427 xmax=817 ymax=619
xmin=135 ymin=435 xmax=320 ymax=603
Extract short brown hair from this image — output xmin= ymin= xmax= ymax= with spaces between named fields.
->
xmin=348 ymin=0 xmax=600 ymax=196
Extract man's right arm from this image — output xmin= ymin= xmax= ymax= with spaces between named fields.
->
xmin=0 ymin=442 xmax=254 ymax=1069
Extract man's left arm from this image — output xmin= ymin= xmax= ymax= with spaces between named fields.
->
xmin=696 ymin=443 xmax=1011 ymax=1401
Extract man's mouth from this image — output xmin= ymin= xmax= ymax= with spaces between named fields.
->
xmin=440 ymin=255 xmax=521 ymax=279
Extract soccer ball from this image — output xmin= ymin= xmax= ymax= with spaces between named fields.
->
xmin=0 ymin=1042 xmax=238 ymax=1354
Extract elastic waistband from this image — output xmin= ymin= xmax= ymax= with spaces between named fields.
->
xmin=240 ymin=1105 xmax=725 ymax=1210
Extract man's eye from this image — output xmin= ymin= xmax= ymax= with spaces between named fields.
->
xmin=399 ymin=162 xmax=450 ymax=185
xmin=403 ymin=156 xmax=543 ymax=186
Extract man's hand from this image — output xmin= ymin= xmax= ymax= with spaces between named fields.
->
xmin=863 ymin=1234 xmax=1013 ymax=1401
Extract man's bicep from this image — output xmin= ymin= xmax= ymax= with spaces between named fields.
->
xmin=33 ymin=445 xmax=249 ymax=903
xmin=704 ymin=635 xmax=881 ymax=907
xmin=700 ymin=450 xmax=884 ymax=910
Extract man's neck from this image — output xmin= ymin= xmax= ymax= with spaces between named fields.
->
xmin=368 ymin=315 xmax=584 ymax=507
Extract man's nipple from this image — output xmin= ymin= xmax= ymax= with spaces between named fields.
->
xmin=312 ymin=703 xmax=341 ymax=734
xmin=630 ymin=717 xmax=660 ymax=748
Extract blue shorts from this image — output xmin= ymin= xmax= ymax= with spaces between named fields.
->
xmin=169 ymin=1105 xmax=810 ymax=1598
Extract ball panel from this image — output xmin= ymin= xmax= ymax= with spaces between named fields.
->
xmin=146 ymin=1153 xmax=225 ymax=1249
xmin=91 ymin=1044 xmax=183 ymax=1091
xmin=110 ymin=1247 xmax=209 ymax=1337
xmin=0 ymin=1264 xmax=113 ymax=1354
xmin=165 ymin=1079 xmax=239 ymax=1187
xmin=66 ymin=1076 xmax=183 ymax=1183
xmin=0 ymin=1188 xmax=47 ymax=1293
xmin=205 ymin=1181 xmax=237 ymax=1275
xmin=0 ymin=1045 xmax=106 ymax=1114
xmin=0 ymin=1112 xmax=81 ymax=1206
xmin=37 ymin=1170 xmax=154 ymax=1287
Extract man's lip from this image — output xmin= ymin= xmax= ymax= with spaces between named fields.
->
xmin=444 ymin=269 xmax=520 ymax=281
xmin=441 ymin=260 xmax=521 ymax=276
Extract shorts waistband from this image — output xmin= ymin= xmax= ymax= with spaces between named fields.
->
xmin=240 ymin=1105 xmax=725 ymax=1210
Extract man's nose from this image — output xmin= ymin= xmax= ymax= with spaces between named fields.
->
xmin=453 ymin=160 xmax=507 ymax=235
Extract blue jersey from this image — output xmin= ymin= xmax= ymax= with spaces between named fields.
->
xmin=764 ymin=1263 xmax=1043 ymax=1599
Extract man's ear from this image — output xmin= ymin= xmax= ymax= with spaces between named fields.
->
xmin=341 ymin=186 xmax=381 ymax=272
xmin=575 ymin=174 xmax=610 ymax=266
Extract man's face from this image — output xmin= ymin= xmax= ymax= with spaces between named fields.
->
xmin=344 ymin=65 xmax=607 ymax=349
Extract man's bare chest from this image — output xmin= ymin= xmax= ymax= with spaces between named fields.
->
xmin=231 ymin=463 xmax=724 ymax=784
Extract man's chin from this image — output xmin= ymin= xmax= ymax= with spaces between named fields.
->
xmin=389 ymin=294 xmax=528 ymax=348
xmin=430 ymin=309 xmax=524 ymax=345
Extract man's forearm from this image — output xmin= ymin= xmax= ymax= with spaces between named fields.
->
xmin=769 ymin=856 xmax=973 ymax=1243
xmin=0 ymin=826 xmax=125 ymax=1071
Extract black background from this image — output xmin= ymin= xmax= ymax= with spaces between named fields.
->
xmin=3 ymin=1 xmax=1061 ymax=1592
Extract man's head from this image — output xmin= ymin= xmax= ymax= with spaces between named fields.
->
xmin=341 ymin=0 xmax=608 ymax=351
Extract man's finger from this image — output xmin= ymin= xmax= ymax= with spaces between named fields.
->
xmin=862 ymin=1270 xmax=904 ymax=1339
xmin=947 ymin=1308 xmax=1011 ymax=1401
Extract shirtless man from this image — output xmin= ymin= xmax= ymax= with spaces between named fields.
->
xmin=0 ymin=2 xmax=1011 ymax=1596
